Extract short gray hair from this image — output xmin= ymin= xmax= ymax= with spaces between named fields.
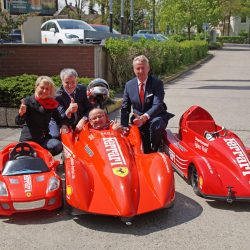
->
xmin=60 ymin=68 xmax=78 ymax=82
xmin=133 ymin=55 xmax=149 ymax=66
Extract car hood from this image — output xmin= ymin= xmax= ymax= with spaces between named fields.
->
xmin=2 ymin=173 xmax=52 ymax=200
xmin=61 ymin=29 xmax=86 ymax=38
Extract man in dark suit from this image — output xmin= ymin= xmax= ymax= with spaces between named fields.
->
xmin=121 ymin=55 xmax=174 ymax=153
xmin=49 ymin=68 xmax=92 ymax=138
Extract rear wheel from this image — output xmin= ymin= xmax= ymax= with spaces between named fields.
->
xmin=190 ymin=165 xmax=202 ymax=196
xmin=58 ymin=40 xmax=64 ymax=44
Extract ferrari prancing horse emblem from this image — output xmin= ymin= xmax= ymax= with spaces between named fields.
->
xmin=112 ymin=167 xmax=129 ymax=177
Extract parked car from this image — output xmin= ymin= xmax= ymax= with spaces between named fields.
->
xmin=0 ymin=29 xmax=22 ymax=44
xmin=90 ymin=24 xmax=120 ymax=34
xmin=41 ymin=19 xmax=101 ymax=44
xmin=137 ymin=29 xmax=152 ymax=34
xmin=132 ymin=33 xmax=168 ymax=42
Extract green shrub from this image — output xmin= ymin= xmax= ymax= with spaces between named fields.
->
xmin=105 ymin=38 xmax=208 ymax=87
xmin=217 ymin=36 xmax=247 ymax=44
xmin=208 ymin=42 xmax=223 ymax=50
xmin=0 ymin=74 xmax=92 ymax=107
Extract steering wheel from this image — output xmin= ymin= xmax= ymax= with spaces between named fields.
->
xmin=9 ymin=142 xmax=36 ymax=160
xmin=204 ymin=127 xmax=227 ymax=140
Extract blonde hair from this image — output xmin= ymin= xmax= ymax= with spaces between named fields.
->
xmin=35 ymin=76 xmax=56 ymax=97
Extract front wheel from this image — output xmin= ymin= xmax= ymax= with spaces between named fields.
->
xmin=190 ymin=165 xmax=202 ymax=196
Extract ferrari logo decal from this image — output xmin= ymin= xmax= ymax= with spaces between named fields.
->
xmin=66 ymin=185 xmax=73 ymax=196
xmin=26 ymin=192 xmax=32 ymax=197
xmin=112 ymin=167 xmax=129 ymax=177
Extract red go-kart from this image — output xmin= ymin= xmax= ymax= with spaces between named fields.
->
xmin=61 ymin=123 xmax=175 ymax=223
xmin=163 ymin=105 xmax=250 ymax=202
xmin=0 ymin=142 xmax=62 ymax=215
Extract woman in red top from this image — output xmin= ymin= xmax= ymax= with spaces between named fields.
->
xmin=15 ymin=76 xmax=69 ymax=156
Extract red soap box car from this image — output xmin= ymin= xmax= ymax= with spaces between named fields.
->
xmin=0 ymin=142 xmax=62 ymax=215
xmin=163 ymin=105 xmax=250 ymax=202
xmin=62 ymin=124 xmax=175 ymax=223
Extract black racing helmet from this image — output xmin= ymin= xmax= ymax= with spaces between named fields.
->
xmin=87 ymin=78 xmax=110 ymax=108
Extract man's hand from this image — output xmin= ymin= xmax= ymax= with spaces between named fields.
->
xmin=60 ymin=125 xmax=69 ymax=134
xmin=66 ymin=97 xmax=78 ymax=118
xmin=19 ymin=99 xmax=27 ymax=117
xmin=75 ymin=117 xmax=88 ymax=133
xmin=121 ymin=126 xmax=130 ymax=136
xmin=111 ymin=119 xmax=121 ymax=131
xmin=133 ymin=113 xmax=148 ymax=127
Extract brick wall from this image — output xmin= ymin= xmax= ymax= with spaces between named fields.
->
xmin=0 ymin=44 xmax=97 ymax=77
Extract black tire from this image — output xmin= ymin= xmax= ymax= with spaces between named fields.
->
xmin=190 ymin=165 xmax=202 ymax=196
xmin=58 ymin=40 xmax=64 ymax=44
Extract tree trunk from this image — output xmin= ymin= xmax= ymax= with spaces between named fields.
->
xmin=227 ymin=10 xmax=231 ymax=36
xmin=188 ymin=26 xmax=191 ymax=40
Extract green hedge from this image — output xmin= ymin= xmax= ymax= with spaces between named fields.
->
xmin=0 ymin=75 xmax=91 ymax=108
xmin=217 ymin=36 xmax=247 ymax=44
xmin=0 ymin=39 xmax=208 ymax=107
xmin=104 ymin=38 xmax=208 ymax=88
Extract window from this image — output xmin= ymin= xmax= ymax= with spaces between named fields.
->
xmin=241 ymin=16 xmax=246 ymax=23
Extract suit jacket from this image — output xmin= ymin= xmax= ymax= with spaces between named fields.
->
xmin=15 ymin=95 xmax=66 ymax=143
xmin=121 ymin=75 xmax=174 ymax=127
xmin=55 ymin=84 xmax=92 ymax=126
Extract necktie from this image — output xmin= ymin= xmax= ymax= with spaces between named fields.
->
xmin=139 ymin=82 xmax=145 ymax=104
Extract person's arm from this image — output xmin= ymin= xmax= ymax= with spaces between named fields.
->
xmin=144 ymin=78 xmax=165 ymax=119
xmin=55 ymin=95 xmax=76 ymax=125
xmin=15 ymin=98 xmax=27 ymax=125
xmin=52 ymin=107 xmax=72 ymax=127
xmin=120 ymin=83 xmax=132 ymax=127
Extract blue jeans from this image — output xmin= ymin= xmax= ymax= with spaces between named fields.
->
xmin=49 ymin=119 xmax=60 ymax=138
xmin=41 ymin=138 xmax=62 ymax=156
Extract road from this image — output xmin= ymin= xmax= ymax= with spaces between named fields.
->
xmin=0 ymin=44 xmax=250 ymax=250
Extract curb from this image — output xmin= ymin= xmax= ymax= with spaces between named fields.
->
xmin=105 ymin=98 xmax=123 ymax=114
xmin=162 ymin=53 xmax=214 ymax=84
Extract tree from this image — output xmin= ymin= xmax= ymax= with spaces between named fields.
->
xmin=63 ymin=0 xmax=88 ymax=19
xmin=89 ymin=0 xmax=151 ymax=33
xmin=0 ymin=9 xmax=30 ymax=40
xmin=218 ymin=0 xmax=250 ymax=35
xmin=158 ymin=0 xmax=223 ymax=39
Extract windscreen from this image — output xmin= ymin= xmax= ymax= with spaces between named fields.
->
xmin=58 ymin=20 xmax=94 ymax=30
xmin=3 ymin=158 xmax=50 ymax=176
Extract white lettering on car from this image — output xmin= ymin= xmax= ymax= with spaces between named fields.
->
xmin=103 ymin=137 xmax=126 ymax=166
xmin=224 ymin=138 xmax=250 ymax=176
xmin=24 ymin=175 xmax=32 ymax=193
xmin=195 ymin=137 xmax=208 ymax=153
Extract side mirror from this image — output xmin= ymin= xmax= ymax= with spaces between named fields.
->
xmin=49 ymin=28 xmax=56 ymax=33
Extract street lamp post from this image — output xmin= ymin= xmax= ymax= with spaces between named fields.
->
xmin=109 ymin=0 xmax=113 ymax=33
xmin=121 ymin=0 xmax=124 ymax=34
xmin=152 ymin=0 xmax=155 ymax=33
xmin=130 ymin=0 xmax=134 ymax=36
